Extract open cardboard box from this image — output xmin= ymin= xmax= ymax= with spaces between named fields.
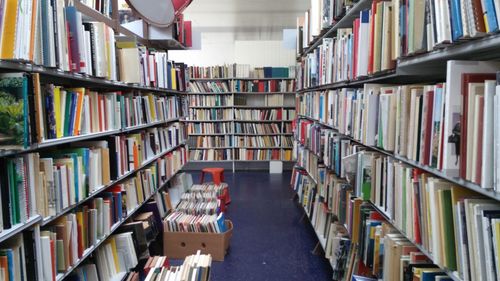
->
xmin=163 ymin=220 xmax=233 ymax=261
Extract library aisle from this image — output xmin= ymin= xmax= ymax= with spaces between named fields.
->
xmin=190 ymin=171 xmax=332 ymax=280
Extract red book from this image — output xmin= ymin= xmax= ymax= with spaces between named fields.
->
xmin=367 ymin=1 xmax=378 ymax=74
xmin=353 ymin=18 xmax=360 ymax=80
xmin=184 ymin=21 xmax=192 ymax=47
xmin=50 ymin=239 xmax=56 ymax=281
xmin=77 ymin=223 xmax=83 ymax=257
xmin=270 ymin=80 xmax=277 ymax=92
xmin=459 ymin=73 xmax=495 ymax=179
xmin=258 ymin=81 xmax=265 ymax=92
xmin=476 ymin=96 xmax=484 ymax=184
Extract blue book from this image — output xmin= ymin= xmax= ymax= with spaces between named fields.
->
xmin=216 ymin=212 xmax=226 ymax=232
xmin=263 ymin=67 xmax=273 ymax=78
xmin=68 ymin=92 xmax=77 ymax=136
xmin=485 ymin=0 xmax=499 ymax=32
xmin=450 ymin=0 xmax=463 ymax=41
xmin=44 ymin=85 xmax=57 ymax=139
xmin=0 ymin=249 xmax=14 ymax=281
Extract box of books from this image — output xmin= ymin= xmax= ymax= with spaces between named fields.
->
xmin=163 ymin=219 xmax=233 ymax=261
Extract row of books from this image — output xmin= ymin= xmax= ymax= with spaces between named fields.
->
xmin=189 ymin=81 xmax=230 ymax=93
xmin=294 ymin=117 xmax=500 ymax=281
xmin=189 ymin=64 xmax=253 ymax=79
xmin=173 ymin=183 xmax=228 ymax=216
xmin=188 ymin=136 xmax=233 ymax=148
xmin=290 ymin=165 xmax=457 ymax=281
xmin=297 ymin=61 xmax=500 ymax=191
xmin=39 ymin=86 xmax=183 ymax=141
xmin=351 ymin=150 xmax=500 ymax=281
xmin=0 ymin=1 xmax=189 ymax=90
xmin=163 ymin=211 xmax=226 ymax=233
xmin=117 ymin=43 xmax=188 ymax=91
xmin=295 ymin=119 xmax=350 ymax=175
xmin=298 ymin=0 xmax=500 ymax=87
xmin=140 ymin=252 xmax=211 ymax=281
xmin=41 ymin=147 xmax=187 ymax=280
xmin=189 ymin=65 xmax=295 ymax=79
xmin=230 ymin=79 xmax=296 ymax=93
xmin=188 ymin=109 xmax=233 ymax=121
xmin=233 ymin=136 xmax=281 ymax=148
xmin=187 ymin=122 xmax=232 ymax=135
xmin=234 ymin=123 xmax=282 ymax=135
xmin=0 ymin=73 xmax=184 ymax=151
xmin=188 ymin=95 xmax=233 ymax=107
xmin=0 ymin=123 xmax=186 ymax=227
xmin=233 ymin=109 xmax=296 ymax=121
xmin=298 ymin=0 xmax=357 ymax=53
xmin=189 ymin=149 xmax=233 ymax=161
xmin=235 ymin=148 xmax=281 ymax=161
xmin=81 ymin=0 xmax=113 ymax=16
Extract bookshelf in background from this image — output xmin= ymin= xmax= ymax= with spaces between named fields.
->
xmin=185 ymin=64 xmax=297 ymax=170
xmin=0 ymin=0 xmax=191 ymax=279
xmin=294 ymin=0 xmax=500 ymax=281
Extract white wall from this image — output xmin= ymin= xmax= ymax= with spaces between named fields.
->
xmin=169 ymin=35 xmax=295 ymax=67
xmin=168 ymin=0 xmax=305 ymax=68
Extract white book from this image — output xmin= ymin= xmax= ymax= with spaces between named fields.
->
xmin=472 ymin=204 xmax=500 ymax=281
xmin=482 ymin=81 xmax=496 ymax=189
xmin=40 ymin=236 xmax=53 ymax=281
xmin=442 ymin=61 xmax=500 ymax=177
xmin=495 ymin=89 xmax=500 ymax=191
xmin=492 ymin=218 xmax=500 ymax=281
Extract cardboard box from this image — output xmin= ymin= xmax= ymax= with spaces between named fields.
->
xmin=163 ymin=220 xmax=233 ymax=261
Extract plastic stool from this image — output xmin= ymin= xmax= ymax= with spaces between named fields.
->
xmin=200 ymin=167 xmax=225 ymax=185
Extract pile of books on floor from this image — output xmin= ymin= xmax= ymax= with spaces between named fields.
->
xmin=125 ymin=251 xmax=212 ymax=281
xmin=163 ymin=182 xmax=229 ymax=233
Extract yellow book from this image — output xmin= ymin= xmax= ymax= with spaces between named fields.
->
xmin=373 ymin=1 xmax=384 ymax=73
xmin=134 ymin=174 xmax=144 ymax=203
xmin=108 ymin=238 xmax=121 ymax=272
xmin=351 ymin=198 xmax=363 ymax=243
xmin=76 ymin=211 xmax=85 ymax=250
xmin=148 ymin=95 xmax=156 ymax=121
xmin=54 ymin=86 xmax=62 ymax=138
xmin=0 ymin=0 xmax=18 ymax=59
xmin=171 ymin=67 xmax=177 ymax=90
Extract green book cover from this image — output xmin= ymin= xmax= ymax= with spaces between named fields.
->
xmin=0 ymin=73 xmax=29 ymax=150
xmin=439 ymin=189 xmax=457 ymax=270
xmin=63 ymin=91 xmax=73 ymax=137
xmin=8 ymin=160 xmax=20 ymax=224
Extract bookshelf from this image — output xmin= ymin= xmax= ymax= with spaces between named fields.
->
xmin=294 ymin=1 xmax=500 ymax=281
xmin=185 ymin=72 xmax=296 ymax=170
xmin=0 ymin=0 xmax=191 ymax=279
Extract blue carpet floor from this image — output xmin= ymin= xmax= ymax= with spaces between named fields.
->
xmin=189 ymin=171 xmax=333 ymax=281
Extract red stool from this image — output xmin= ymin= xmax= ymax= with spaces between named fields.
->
xmin=200 ymin=167 xmax=225 ymax=185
